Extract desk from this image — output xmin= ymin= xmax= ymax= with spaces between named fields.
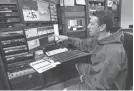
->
xmin=41 ymin=49 xmax=91 ymax=88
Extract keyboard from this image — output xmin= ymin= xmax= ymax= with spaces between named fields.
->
xmin=46 ymin=47 xmax=68 ymax=56
xmin=52 ymin=50 xmax=85 ymax=62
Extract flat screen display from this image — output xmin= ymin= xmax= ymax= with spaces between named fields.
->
xmin=21 ymin=0 xmax=51 ymax=21
xmin=27 ymin=39 xmax=40 ymax=50
xmin=25 ymin=28 xmax=38 ymax=38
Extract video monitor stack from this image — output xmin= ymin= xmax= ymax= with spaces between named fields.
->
xmin=17 ymin=0 xmax=59 ymax=53
xmin=24 ymin=24 xmax=59 ymax=52
xmin=0 ymin=0 xmax=59 ymax=90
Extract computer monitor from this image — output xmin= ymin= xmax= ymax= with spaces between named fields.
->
xmin=18 ymin=0 xmax=51 ymax=22
xmin=24 ymin=24 xmax=59 ymax=52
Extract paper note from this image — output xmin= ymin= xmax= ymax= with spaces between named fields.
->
xmin=60 ymin=0 xmax=64 ymax=6
xmin=37 ymin=1 xmax=49 ymax=14
xmin=50 ymin=3 xmax=57 ymax=15
xmin=64 ymin=0 xmax=74 ymax=6
xmin=68 ymin=19 xmax=77 ymax=29
xmin=108 ymin=0 xmax=113 ymax=7
xmin=53 ymin=24 xmax=59 ymax=36
xmin=76 ymin=0 xmax=85 ymax=5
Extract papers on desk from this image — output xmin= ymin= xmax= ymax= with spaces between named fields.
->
xmin=29 ymin=57 xmax=61 ymax=73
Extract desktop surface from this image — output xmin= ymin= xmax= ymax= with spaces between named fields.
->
xmin=33 ymin=47 xmax=91 ymax=64
xmin=42 ymin=48 xmax=91 ymax=88
xmin=30 ymin=47 xmax=91 ymax=88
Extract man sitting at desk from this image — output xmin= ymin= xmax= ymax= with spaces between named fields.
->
xmin=54 ymin=11 xmax=128 ymax=90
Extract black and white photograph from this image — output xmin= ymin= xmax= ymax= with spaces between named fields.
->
xmin=0 ymin=0 xmax=133 ymax=90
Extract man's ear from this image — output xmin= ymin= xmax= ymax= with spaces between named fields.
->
xmin=100 ymin=24 xmax=106 ymax=32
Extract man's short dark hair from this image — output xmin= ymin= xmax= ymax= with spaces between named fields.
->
xmin=93 ymin=10 xmax=113 ymax=32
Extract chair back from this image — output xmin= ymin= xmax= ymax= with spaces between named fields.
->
xmin=123 ymin=32 xmax=133 ymax=89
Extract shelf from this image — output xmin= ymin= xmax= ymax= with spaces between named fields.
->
xmin=89 ymin=0 xmax=104 ymax=3
xmin=0 ymin=10 xmax=18 ymax=13
xmin=0 ymin=27 xmax=23 ymax=32
xmin=7 ymin=59 xmax=33 ymax=70
xmin=0 ymin=9 xmax=18 ymax=11
xmin=90 ymin=10 xmax=97 ymax=11
xmin=24 ymin=21 xmax=58 ymax=24
xmin=0 ymin=34 xmax=24 ymax=40
xmin=0 ymin=16 xmax=19 ymax=18
xmin=3 ymin=45 xmax=26 ymax=50
xmin=49 ymin=0 xmax=58 ymax=4
xmin=5 ymin=52 xmax=29 ymax=58
xmin=4 ymin=49 xmax=28 ymax=56
xmin=67 ymin=30 xmax=85 ymax=33
xmin=26 ymin=32 xmax=54 ymax=41
xmin=0 ymin=21 xmax=20 ymax=24
xmin=23 ymin=21 xmax=58 ymax=28
xmin=2 ymin=43 xmax=26 ymax=48
xmin=0 ymin=11 xmax=18 ymax=14
xmin=0 ymin=10 xmax=12 ymax=13
xmin=0 ymin=3 xmax=17 ymax=5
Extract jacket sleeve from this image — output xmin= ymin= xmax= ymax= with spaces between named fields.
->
xmin=68 ymin=37 xmax=95 ymax=52
xmin=82 ymin=48 xmax=122 ymax=90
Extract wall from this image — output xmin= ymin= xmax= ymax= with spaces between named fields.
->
xmin=121 ymin=0 xmax=133 ymax=28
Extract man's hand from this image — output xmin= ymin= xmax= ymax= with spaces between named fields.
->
xmin=55 ymin=35 xmax=68 ymax=43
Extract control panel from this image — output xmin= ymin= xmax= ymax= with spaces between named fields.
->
xmin=0 ymin=28 xmax=44 ymax=90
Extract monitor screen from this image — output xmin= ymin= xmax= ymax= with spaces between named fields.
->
xmin=27 ymin=39 xmax=40 ymax=50
xmin=20 ymin=0 xmax=51 ymax=21
xmin=24 ymin=24 xmax=59 ymax=52
xmin=25 ymin=28 xmax=38 ymax=38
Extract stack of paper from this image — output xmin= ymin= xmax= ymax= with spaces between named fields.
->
xmin=29 ymin=58 xmax=60 ymax=73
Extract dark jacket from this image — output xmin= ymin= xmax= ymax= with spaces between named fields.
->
xmin=68 ymin=31 xmax=128 ymax=90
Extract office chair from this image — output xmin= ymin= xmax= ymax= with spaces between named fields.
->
xmin=123 ymin=32 xmax=133 ymax=90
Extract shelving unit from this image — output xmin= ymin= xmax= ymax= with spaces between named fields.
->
xmin=88 ymin=0 xmax=121 ymax=32
xmin=60 ymin=5 xmax=88 ymax=39
xmin=88 ymin=0 xmax=105 ymax=16
xmin=0 ymin=28 xmax=45 ymax=90
xmin=0 ymin=0 xmax=60 ymax=90
xmin=0 ymin=0 xmax=21 ymax=28
xmin=107 ymin=0 xmax=121 ymax=28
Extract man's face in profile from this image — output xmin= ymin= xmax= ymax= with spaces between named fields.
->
xmin=87 ymin=16 xmax=100 ymax=37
